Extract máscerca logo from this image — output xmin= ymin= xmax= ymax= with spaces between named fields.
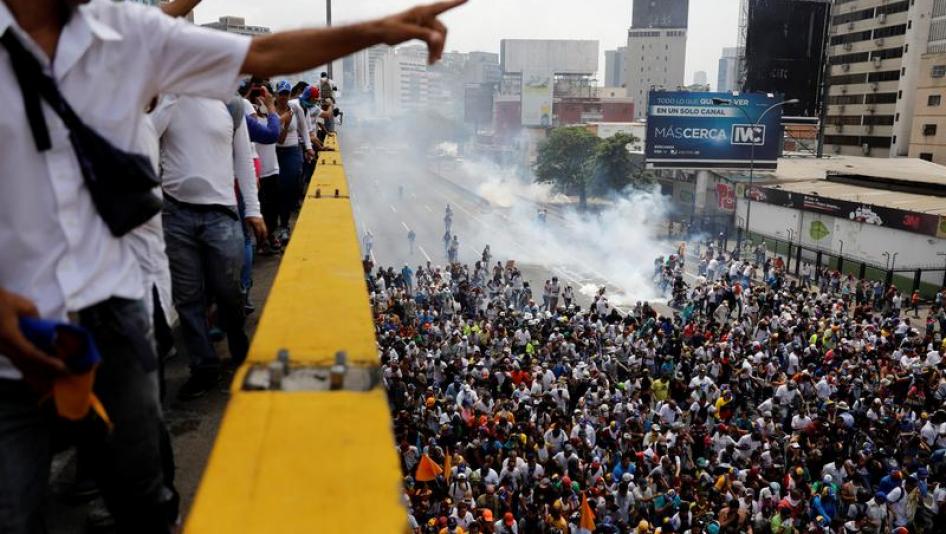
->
xmin=652 ymin=126 xmax=728 ymax=141
xmin=731 ymin=124 xmax=765 ymax=146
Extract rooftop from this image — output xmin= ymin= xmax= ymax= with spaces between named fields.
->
xmin=770 ymin=179 xmax=946 ymax=217
xmin=765 ymin=155 xmax=946 ymax=187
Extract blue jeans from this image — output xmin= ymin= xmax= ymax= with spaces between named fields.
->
xmin=0 ymin=298 xmax=171 ymax=533
xmin=237 ymin=191 xmax=253 ymax=292
xmin=163 ymin=201 xmax=248 ymax=372
xmin=276 ymin=145 xmax=303 ymax=229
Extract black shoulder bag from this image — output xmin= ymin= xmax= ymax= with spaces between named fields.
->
xmin=2 ymin=29 xmax=161 ymax=237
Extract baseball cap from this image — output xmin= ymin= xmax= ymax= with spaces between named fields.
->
xmin=300 ymin=85 xmax=321 ymax=107
xmin=482 ymin=509 xmax=493 ymax=522
xmin=276 ymin=80 xmax=292 ymax=94
xmin=503 ymin=512 xmax=515 ymax=526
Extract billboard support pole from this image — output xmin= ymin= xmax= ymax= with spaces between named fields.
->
xmin=816 ymin=1 xmax=831 ymax=158
xmin=715 ymin=98 xmax=799 ymax=258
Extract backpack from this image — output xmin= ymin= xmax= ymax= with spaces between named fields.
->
xmin=225 ymin=97 xmax=245 ymax=135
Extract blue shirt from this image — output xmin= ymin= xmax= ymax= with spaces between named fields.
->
xmin=244 ymin=112 xmax=280 ymax=144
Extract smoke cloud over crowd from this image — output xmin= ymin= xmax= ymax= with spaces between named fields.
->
xmin=341 ymin=99 xmax=677 ymax=307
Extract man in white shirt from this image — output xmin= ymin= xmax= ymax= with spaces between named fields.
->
xmin=0 ymin=0 xmax=464 ymax=531
xmin=152 ymin=94 xmax=264 ymax=399
xmin=273 ymin=79 xmax=313 ymax=244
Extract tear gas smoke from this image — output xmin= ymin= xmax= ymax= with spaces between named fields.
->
xmin=340 ymin=97 xmax=677 ymax=307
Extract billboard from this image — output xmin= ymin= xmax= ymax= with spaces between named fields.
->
xmin=521 ymin=70 xmax=553 ymax=127
xmin=744 ymin=0 xmax=829 ymax=118
xmin=632 ymin=0 xmax=689 ymax=29
xmin=500 ymin=40 xmax=599 ymax=75
xmin=645 ymin=91 xmax=784 ymax=170
xmin=746 ymin=185 xmax=945 ymax=238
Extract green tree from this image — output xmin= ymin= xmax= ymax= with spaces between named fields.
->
xmin=534 ymin=127 xmax=601 ymax=210
xmin=591 ymin=133 xmax=637 ymax=194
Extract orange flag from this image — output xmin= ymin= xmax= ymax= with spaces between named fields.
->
xmin=579 ymin=492 xmax=595 ymax=533
xmin=444 ymin=450 xmax=453 ymax=483
xmin=415 ymin=454 xmax=443 ymax=482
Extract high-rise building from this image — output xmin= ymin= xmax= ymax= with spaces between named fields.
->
xmin=744 ymin=0 xmax=829 ymax=118
xmin=632 ymin=0 xmax=690 ymax=29
xmin=604 ymin=47 xmax=628 ymax=87
xmin=824 ymin=0 xmax=933 ymax=158
xmin=693 ymin=70 xmax=708 ymax=86
xmin=907 ymin=52 xmax=946 ymax=163
xmin=626 ymin=0 xmax=689 ymax=119
xmin=717 ymin=46 xmax=744 ymax=93
xmin=200 ymin=16 xmax=270 ymax=36
xmin=907 ymin=0 xmax=946 ymax=163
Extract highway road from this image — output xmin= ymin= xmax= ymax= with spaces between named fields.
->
xmin=341 ymin=136 xmax=673 ymax=312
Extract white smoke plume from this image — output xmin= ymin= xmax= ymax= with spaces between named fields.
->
xmin=339 ymin=98 xmax=676 ymax=308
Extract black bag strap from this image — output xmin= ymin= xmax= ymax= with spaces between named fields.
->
xmin=2 ymin=29 xmax=94 ymax=151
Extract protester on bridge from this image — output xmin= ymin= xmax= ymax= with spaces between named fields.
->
xmin=274 ymin=79 xmax=312 ymax=246
xmin=244 ymin=80 xmax=285 ymax=255
xmin=152 ymin=93 xmax=265 ymax=399
xmin=0 ymin=0 xmax=466 ymax=530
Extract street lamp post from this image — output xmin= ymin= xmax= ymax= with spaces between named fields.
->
xmin=787 ymin=228 xmax=796 ymax=271
xmin=713 ymin=97 xmax=800 ymax=258
xmin=937 ymin=252 xmax=946 ymax=287
xmin=883 ymin=251 xmax=891 ymax=269
xmin=326 ymin=0 xmax=334 ymax=79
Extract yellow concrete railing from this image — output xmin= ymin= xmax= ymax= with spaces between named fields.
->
xmin=185 ymin=137 xmax=405 ymax=533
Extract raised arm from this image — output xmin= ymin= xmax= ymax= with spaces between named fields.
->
xmin=241 ymin=0 xmax=465 ymax=77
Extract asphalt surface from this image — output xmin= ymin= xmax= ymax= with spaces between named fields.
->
xmin=343 ymin=142 xmax=660 ymax=313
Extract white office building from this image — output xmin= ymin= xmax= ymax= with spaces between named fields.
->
xmin=824 ymin=0 xmax=933 ymax=157
xmin=625 ymin=0 xmax=689 ymax=119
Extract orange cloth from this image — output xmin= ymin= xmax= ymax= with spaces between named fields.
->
xmin=415 ymin=454 xmax=443 ymax=482
xmin=580 ymin=492 xmax=596 ymax=531
xmin=444 ymin=451 xmax=452 ymax=483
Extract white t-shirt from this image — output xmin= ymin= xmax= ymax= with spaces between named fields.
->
xmin=0 ymin=0 xmax=250 ymax=379
xmin=277 ymin=99 xmax=312 ymax=150
xmin=248 ymin=100 xmax=280 ymax=177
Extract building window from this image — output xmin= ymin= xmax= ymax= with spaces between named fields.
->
xmin=932 ymin=65 xmax=946 ymax=78
xmin=920 ymin=152 xmax=934 ymax=161
xmin=923 ymin=124 xmax=938 ymax=136
xmin=930 ymin=94 xmax=942 ymax=106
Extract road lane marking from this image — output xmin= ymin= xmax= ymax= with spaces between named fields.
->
xmin=401 ymin=221 xmax=411 ymax=231
xmin=424 ymin=205 xmax=432 ymax=213
xmin=418 ymin=246 xmax=432 ymax=262
xmin=390 ymin=205 xmax=397 ymax=213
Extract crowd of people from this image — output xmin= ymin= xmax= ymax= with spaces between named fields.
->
xmin=0 ymin=0 xmax=463 ymax=532
xmin=371 ymin=240 xmax=946 ymax=533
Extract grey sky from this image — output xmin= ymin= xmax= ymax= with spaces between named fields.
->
xmin=193 ymin=0 xmax=741 ymax=89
